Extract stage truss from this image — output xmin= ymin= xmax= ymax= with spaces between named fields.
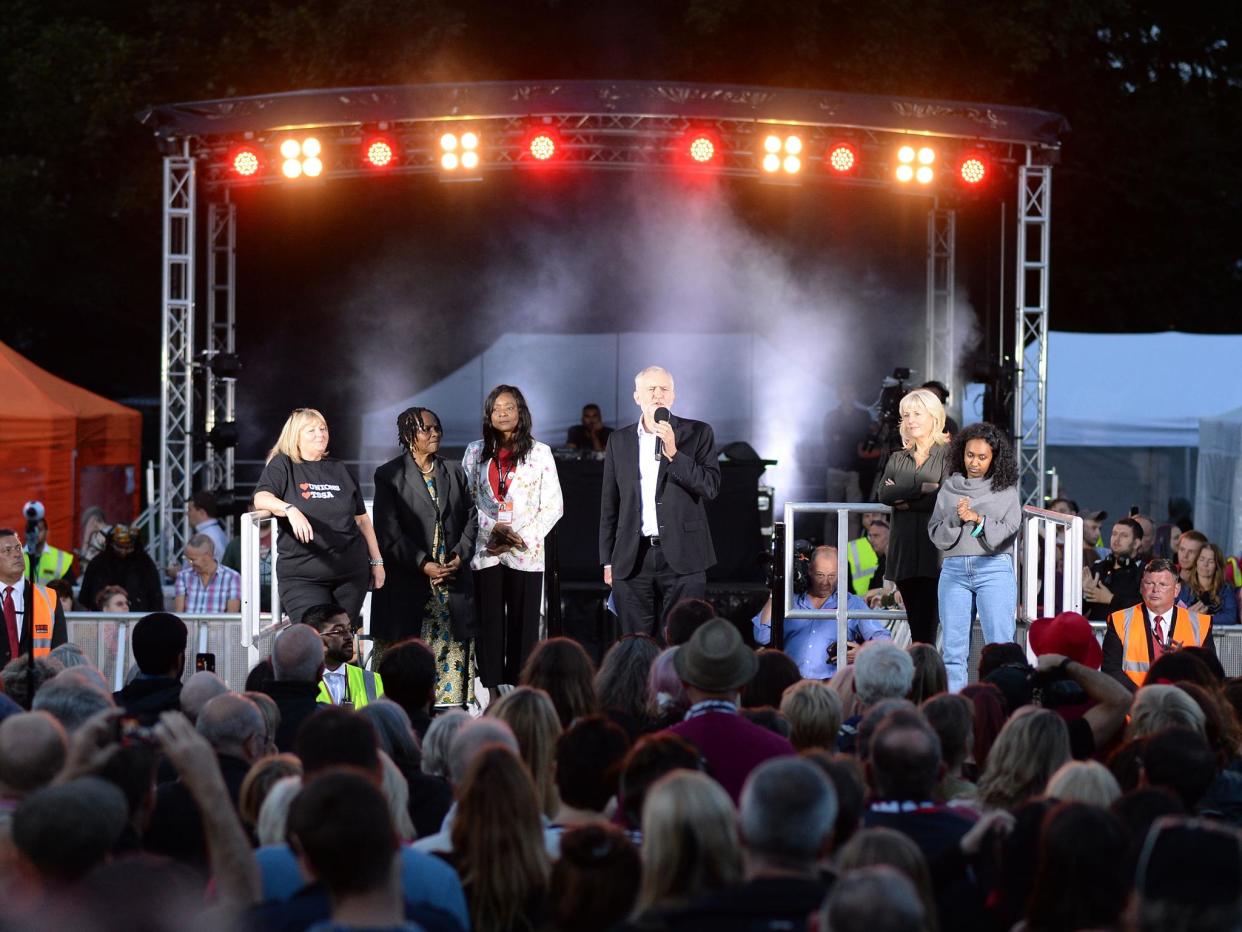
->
xmin=140 ymin=80 xmax=1066 ymax=563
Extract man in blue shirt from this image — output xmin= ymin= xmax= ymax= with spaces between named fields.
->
xmin=753 ymin=546 xmax=891 ymax=679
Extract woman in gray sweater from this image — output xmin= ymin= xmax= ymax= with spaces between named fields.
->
xmin=928 ymin=422 xmax=1022 ymax=692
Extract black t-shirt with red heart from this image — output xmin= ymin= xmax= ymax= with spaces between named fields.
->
xmin=255 ymin=454 xmax=367 ymax=578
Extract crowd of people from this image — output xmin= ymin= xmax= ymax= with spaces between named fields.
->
xmin=5 ymin=366 xmax=1242 ymax=930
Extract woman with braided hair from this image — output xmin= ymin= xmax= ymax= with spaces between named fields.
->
xmin=372 ymin=406 xmax=479 ymax=705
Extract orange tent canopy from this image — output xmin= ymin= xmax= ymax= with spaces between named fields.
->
xmin=0 ymin=341 xmax=142 ymax=564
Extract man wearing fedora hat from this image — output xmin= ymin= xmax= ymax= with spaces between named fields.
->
xmin=664 ymin=618 xmax=794 ymax=802
xmin=1028 ymin=611 xmax=1132 ymax=759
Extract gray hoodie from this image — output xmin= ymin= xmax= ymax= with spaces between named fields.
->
xmin=928 ymin=473 xmax=1022 ymax=558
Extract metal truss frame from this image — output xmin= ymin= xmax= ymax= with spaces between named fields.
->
xmin=203 ymin=193 xmax=237 ymax=502
xmin=1012 ymin=160 xmax=1052 ymax=506
xmin=925 ymin=205 xmax=957 ymax=399
xmin=158 ymin=145 xmax=196 ymax=568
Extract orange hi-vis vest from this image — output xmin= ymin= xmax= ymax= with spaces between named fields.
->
xmin=27 ymin=584 xmax=57 ymax=659
xmin=1108 ymin=604 xmax=1210 ymax=687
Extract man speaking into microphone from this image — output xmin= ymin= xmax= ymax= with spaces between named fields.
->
xmin=600 ymin=366 xmax=721 ymax=638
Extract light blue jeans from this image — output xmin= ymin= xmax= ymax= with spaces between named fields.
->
xmin=939 ymin=553 xmax=1017 ymax=692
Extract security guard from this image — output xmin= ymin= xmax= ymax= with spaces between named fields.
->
xmin=22 ymin=516 xmax=74 ymax=584
xmin=303 ymin=603 xmax=384 ymax=708
xmin=0 ymin=527 xmax=68 ymax=666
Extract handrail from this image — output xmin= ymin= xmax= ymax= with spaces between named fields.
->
xmin=1020 ymin=506 xmax=1083 ymax=620
xmin=241 ymin=509 xmax=282 ymax=672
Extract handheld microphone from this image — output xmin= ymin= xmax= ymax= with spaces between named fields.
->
xmin=653 ymin=407 xmax=670 ymax=460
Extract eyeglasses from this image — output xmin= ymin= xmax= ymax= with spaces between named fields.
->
xmin=321 ymin=626 xmax=352 ymax=638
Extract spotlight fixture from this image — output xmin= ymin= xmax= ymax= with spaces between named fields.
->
xmin=526 ymin=128 xmax=559 ymax=162
xmin=895 ymin=144 xmax=934 ymax=184
xmin=959 ymin=153 xmax=989 ymax=185
xmin=826 ymin=142 xmax=858 ymax=175
xmin=229 ymin=147 xmax=261 ymax=178
xmin=364 ymin=137 xmax=395 ymax=168
xmin=279 ymin=137 xmax=324 ymax=180
xmin=760 ymin=132 xmax=803 ymax=175
xmin=440 ymin=129 xmax=482 ymax=175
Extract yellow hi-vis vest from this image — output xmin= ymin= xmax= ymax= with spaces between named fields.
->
xmin=316 ymin=663 xmax=384 ymax=708
xmin=847 ymin=537 xmax=879 ymax=596
xmin=1108 ymin=604 xmax=1210 ymax=688
xmin=23 ymin=546 xmax=72 ymax=583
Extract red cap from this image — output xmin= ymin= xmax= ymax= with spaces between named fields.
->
xmin=1028 ymin=611 xmax=1102 ymax=670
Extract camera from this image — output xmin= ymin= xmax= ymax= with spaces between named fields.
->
xmin=764 ymin=537 xmax=814 ymax=596
xmin=23 ymin=500 xmax=45 ymax=522
xmin=863 ymin=368 xmax=912 ymax=455
xmin=115 ymin=716 xmax=158 ymax=748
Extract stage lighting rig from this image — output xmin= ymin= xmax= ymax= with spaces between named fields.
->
xmin=439 ymin=129 xmax=482 ymax=177
xmin=280 ymin=136 xmax=323 ymax=179
xmin=826 ymin=142 xmax=858 ymax=175
xmin=229 ymin=146 xmax=261 ymax=178
xmin=364 ymin=137 xmax=396 ymax=168
xmin=759 ymin=131 xmax=803 ymax=177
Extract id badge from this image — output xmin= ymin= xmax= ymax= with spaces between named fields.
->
xmin=497 ymin=503 xmax=514 ymax=525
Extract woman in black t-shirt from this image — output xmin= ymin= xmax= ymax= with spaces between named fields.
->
xmin=253 ymin=408 xmax=385 ymax=625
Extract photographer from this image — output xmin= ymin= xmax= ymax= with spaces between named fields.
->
xmin=753 ymin=546 xmax=890 ymax=679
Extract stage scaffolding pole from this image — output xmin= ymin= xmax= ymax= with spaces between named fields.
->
xmin=1012 ymin=156 xmax=1052 ymax=506
xmin=158 ymin=143 xmax=196 ymax=568
xmin=204 ymin=192 xmax=238 ymax=514
xmin=925 ymin=204 xmax=957 ymax=402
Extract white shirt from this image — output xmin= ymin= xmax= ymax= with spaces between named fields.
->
xmin=1 ymin=581 xmax=25 ymax=640
xmin=636 ymin=419 xmax=661 ymax=536
xmin=322 ymin=665 xmax=347 ymax=705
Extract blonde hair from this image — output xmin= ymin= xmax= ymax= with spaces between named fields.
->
xmin=636 ymin=770 xmax=741 ymax=914
xmin=1045 ymin=760 xmax=1122 ymax=807
xmin=977 ymin=707 xmax=1071 ymax=811
xmin=780 ymin=680 xmax=843 ymax=751
xmin=238 ymin=753 xmax=303 ymax=828
xmin=1128 ymin=684 xmax=1207 ymax=740
xmin=487 ymin=686 xmax=562 ymax=817
xmin=379 ymin=750 xmax=416 ymax=842
xmin=267 ymin=407 xmax=328 ymax=463
xmin=898 ymin=389 xmax=949 ymax=451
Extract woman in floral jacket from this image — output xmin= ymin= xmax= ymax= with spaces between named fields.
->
xmin=462 ymin=384 xmax=564 ymax=693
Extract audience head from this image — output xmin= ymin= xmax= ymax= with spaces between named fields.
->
xmin=196 ymin=693 xmax=267 ymax=763
xmin=256 ymin=774 xmax=303 ymax=846
xmin=854 ymin=640 xmax=915 ymax=707
xmin=1129 ymin=684 xmax=1207 ymax=739
xmin=45 ymin=579 xmax=74 ymax=612
xmin=978 ymin=707 xmax=1071 ymax=811
xmin=1140 ymin=557 xmax=1180 ymax=614
xmin=780 ymin=679 xmax=843 ymax=751
xmin=0 ymin=655 xmax=62 ymax=710
xmin=131 ymin=612 xmax=188 ymax=678
xmin=376 ymin=638 xmax=437 ymax=720
xmin=618 ymin=732 xmax=703 ymax=828
xmin=803 ymin=751 xmax=867 ymax=852
xmin=421 ymin=708 xmax=470 ymax=778
xmin=549 ymin=824 xmax=641 ymax=932
xmin=906 ymin=643 xmax=947 ymax=704
xmin=244 ymin=690 xmax=281 ymax=754
xmin=358 ymin=699 xmax=420 ymax=769
xmin=1026 ymin=801 xmax=1130 ymax=932
xmin=1143 ymin=650 xmax=1216 ymax=689
xmin=856 ymin=700 xmax=918 ymax=762
xmin=520 ymin=637 xmax=598 ymax=728
xmin=637 ymin=770 xmax=741 ymax=911
xmin=673 ymin=618 xmax=758 ymax=702
xmin=451 ymin=744 xmax=551 ymax=932
xmin=447 ymin=717 xmax=518 ymax=786
xmin=1141 ymin=727 xmax=1217 ymax=810
xmin=739 ymin=757 xmax=836 ymax=869
xmin=271 ymin=623 xmax=325 ymax=682
xmin=1111 ymin=517 xmax=1144 ymax=559
xmin=378 ymin=750 xmax=415 ymax=842
xmin=47 ymin=642 xmax=88 ymax=669
xmin=978 ymin=640 xmax=1028 ymax=680
xmin=31 ymin=674 xmax=113 ymax=733
xmin=740 ymin=648 xmax=801 ymax=709
xmin=238 ymin=753 xmax=302 ymax=831
xmin=821 ymin=866 xmax=926 ymax=932
xmin=960 ymin=683 xmax=1006 ymax=773
xmin=1045 ymin=760 xmax=1122 ymax=806
xmin=555 ymin=714 xmax=630 ymax=814
xmin=96 ymin=585 xmax=130 ymax=612
xmin=295 ymin=706 xmax=380 ymax=779
xmin=287 ymin=770 xmax=398 ymax=901
xmin=1176 ymin=529 xmax=1209 ymax=573
xmin=593 ymin=633 xmax=660 ymax=721
xmin=487 ymin=685 xmax=561 ymax=815
xmin=179 ymin=670 xmax=229 ymax=723
xmin=922 ymin=692 xmax=974 ymax=776
xmin=12 ymin=777 xmax=129 ymax=885
xmin=1135 ymin=816 xmax=1242 ymax=932
xmin=301 ymin=603 xmax=354 ymax=665
xmin=836 ymin=828 xmax=937 ymax=928
xmin=868 ymin=712 xmax=943 ymax=801
xmin=647 ymin=646 xmax=688 ymax=721
xmin=664 ymin=598 xmax=716 ymax=646
xmin=0 ymin=711 xmax=68 ymax=797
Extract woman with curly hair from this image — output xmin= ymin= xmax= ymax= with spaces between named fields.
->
xmin=928 ymin=422 xmax=1022 ymax=692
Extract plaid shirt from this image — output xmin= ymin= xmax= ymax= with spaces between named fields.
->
xmin=175 ymin=564 xmax=241 ymax=613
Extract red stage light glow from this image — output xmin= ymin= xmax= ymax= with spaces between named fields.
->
xmin=365 ymin=139 xmax=394 ymax=168
xmin=827 ymin=143 xmax=857 ymax=174
xmin=230 ymin=147 xmax=260 ymax=177
xmin=960 ymin=155 xmax=988 ymax=185
xmin=529 ymin=132 xmax=557 ymax=161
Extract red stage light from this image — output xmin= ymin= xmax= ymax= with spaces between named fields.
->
xmin=365 ymin=138 xmax=395 ymax=168
xmin=960 ymin=154 xmax=988 ymax=185
xmin=230 ymin=147 xmax=260 ymax=177
xmin=529 ymin=132 xmax=557 ymax=161
xmin=826 ymin=142 xmax=857 ymax=174
xmin=689 ymin=135 xmax=716 ymax=163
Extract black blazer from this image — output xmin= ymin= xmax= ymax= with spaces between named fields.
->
xmin=371 ymin=454 xmax=479 ymax=643
xmin=600 ymin=415 xmax=721 ymax=578
xmin=0 ymin=580 xmax=69 ymax=668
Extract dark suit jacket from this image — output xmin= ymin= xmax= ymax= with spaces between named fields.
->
xmin=371 ymin=454 xmax=478 ymax=643
xmin=600 ymin=415 xmax=721 ymax=577
xmin=0 ymin=580 xmax=69 ymax=667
